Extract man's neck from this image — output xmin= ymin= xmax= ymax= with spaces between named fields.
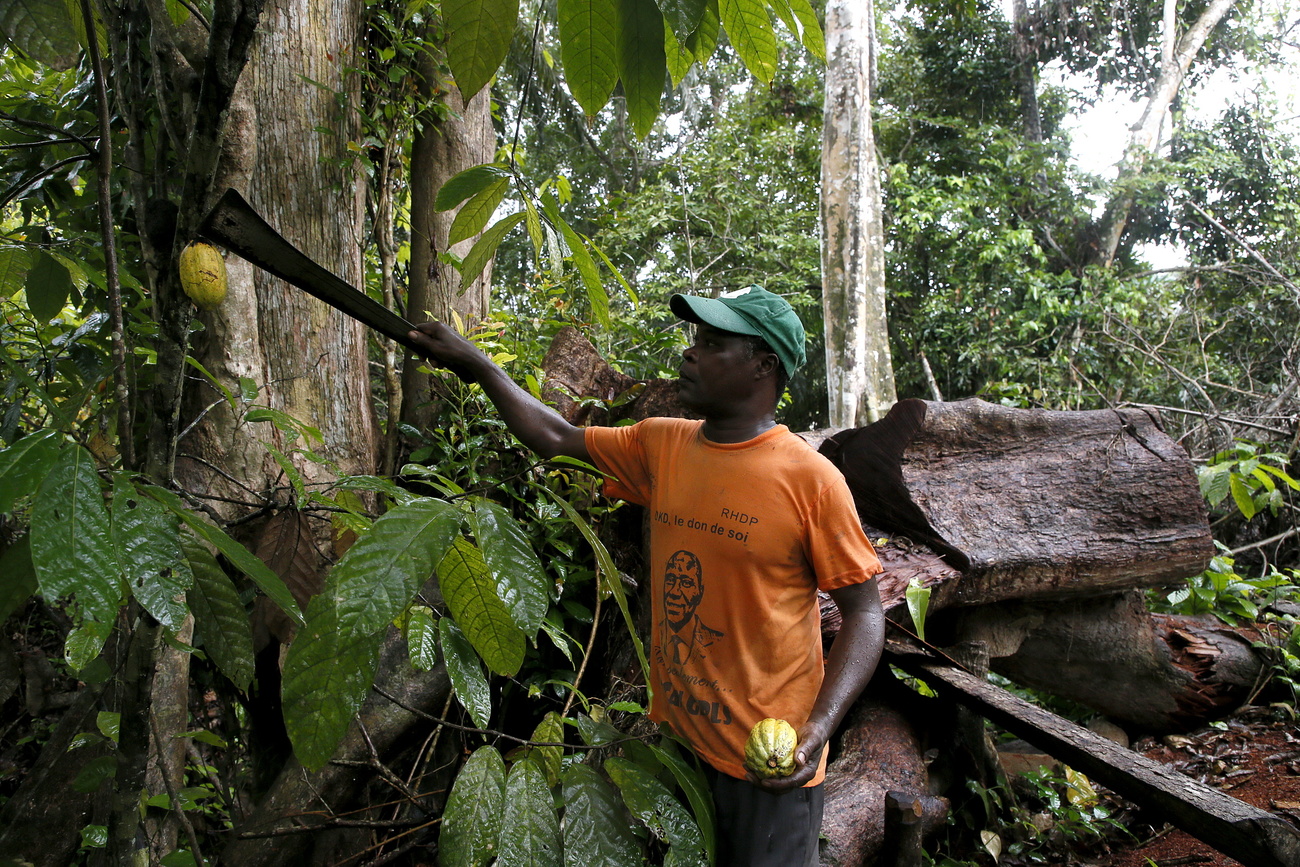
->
xmin=700 ymin=413 xmax=777 ymax=444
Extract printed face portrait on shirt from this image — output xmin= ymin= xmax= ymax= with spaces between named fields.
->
xmin=664 ymin=550 xmax=704 ymax=629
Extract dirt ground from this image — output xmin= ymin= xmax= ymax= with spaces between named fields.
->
xmin=1094 ymin=705 xmax=1300 ymax=867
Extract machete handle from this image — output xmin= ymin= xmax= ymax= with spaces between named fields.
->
xmin=199 ymin=189 xmax=472 ymax=382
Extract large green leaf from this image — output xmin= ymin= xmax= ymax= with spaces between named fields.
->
xmin=442 ymin=0 xmax=518 ymax=100
xmin=145 ymin=486 xmax=302 ymax=624
xmin=555 ymin=217 xmax=611 ymax=329
xmin=460 ymin=211 xmax=527 ymax=293
xmin=181 ymin=532 xmax=255 ymax=692
xmin=449 ymin=177 xmax=510 ymax=245
xmin=527 ymin=711 xmax=565 ymax=788
xmin=0 ymin=535 xmax=39 ymax=624
xmin=498 ymin=758 xmax=562 ymax=867
xmin=562 ymin=764 xmax=644 ymax=865
xmin=645 ymin=740 xmax=715 ymax=863
xmin=605 ymin=757 xmax=705 ymax=864
xmin=557 ymin=0 xmax=622 ymax=118
xmin=326 ymin=498 xmax=462 ymax=633
xmin=280 ymin=595 xmax=384 ymax=771
xmin=685 ymin=0 xmax=721 ymax=63
xmin=658 ymin=0 xmax=709 ymax=42
xmin=0 ymin=0 xmax=80 ymax=69
xmin=439 ymin=616 xmax=492 ymax=729
xmin=618 ymin=0 xmax=667 ymax=139
xmin=718 ymin=0 xmax=776 ymax=83
xmin=435 ymin=164 xmax=512 ymax=212
xmin=24 ymin=251 xmax=73 ymax=323
xmin=468 ymin=497 xmax=549 ymax=636
xmin=30 ymin=446 xmax=121 ymax=665
xmin=0 ymin=428 xmax=63 ymax=513
xmin=0 ymin=246 xmax=34 ymax=298
xmin=439 ymin=536 xmax=526 ymax=677
xmin=441 ymin=746 xmax=507 ymax=867
xmin=784 ymin=0 xmax=825 ymax=61
xmin=404 ymin=604 xmax=439 ymax=671
xmin=112 ymin=475 xmax=190 ymax=631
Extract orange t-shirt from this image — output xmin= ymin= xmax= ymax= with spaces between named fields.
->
xmin=585 ymin=419 xmax=881 ymax=783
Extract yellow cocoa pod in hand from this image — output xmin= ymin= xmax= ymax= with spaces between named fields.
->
xmin=744 ymin=718 xmax=798 ymax=779
xmin=178 ymin=241 xmax=227 ymax=310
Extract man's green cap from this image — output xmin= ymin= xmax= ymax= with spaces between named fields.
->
xmin=670 ymin=286 xmax=807 ymax=377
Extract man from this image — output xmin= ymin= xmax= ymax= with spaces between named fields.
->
xmin=409 ymin=286 xmax=885 ymax=866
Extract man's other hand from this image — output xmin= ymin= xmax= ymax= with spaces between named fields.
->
xmin=749 ymin=722 xmax=829 ymax=793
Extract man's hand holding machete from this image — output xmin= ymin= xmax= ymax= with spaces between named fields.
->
xmin=407 ymin=322 xmax=590 ymax=463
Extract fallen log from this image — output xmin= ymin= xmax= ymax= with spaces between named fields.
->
xmin=819 ymin=398 xmax=1216 ymax=607
xmin=948 ymin=592 xmax=1267 ymax=731
xmin=887 ymin=642 xmax=1300 ymax=867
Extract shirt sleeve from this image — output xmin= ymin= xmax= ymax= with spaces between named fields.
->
xmin=584 ymin=421 xmax=654 ymax=506
xmin=805 ymin=478 xmax=883 ymax=591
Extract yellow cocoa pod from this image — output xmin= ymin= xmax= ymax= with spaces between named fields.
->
xmin=744 ymin=718 xmax=798 ymax=779
xmin=178 ymin=241 xmax=227 ymax=310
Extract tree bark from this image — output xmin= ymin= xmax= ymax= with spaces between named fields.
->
xmin=950 ymin=592 xmax=1267 ymax=731
xmin=821 ymin=0 xmax=896 ymax=428
xmin=400 ymin=23 xmax=496 ymax=434
xmin=820 ymin=398 xmax=1215 ymax=608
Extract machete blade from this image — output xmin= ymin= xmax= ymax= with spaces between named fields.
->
xmin=199 ymin=188 xmax=422 ymax=352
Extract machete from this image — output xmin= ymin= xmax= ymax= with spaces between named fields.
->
xmin=200 ymin=188 xmax=424 ymax=354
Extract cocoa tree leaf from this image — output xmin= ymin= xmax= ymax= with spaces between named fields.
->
xmin=439 ymin=616 xmax=492 ymax=728
xmin=181 ymin=531 xmax=254 ymax=692
xmin=405 ymin=604 xmax=439 ymax=671
xmin=657 ymin=0 xmax=708 ymax=42
xmin=449 ymin=177 xmax=510 ymax=245
xmin=0 ymin=0 xmax=80 ymax=71
xmin=561 ymin=764 xmax=644 ymax=866
xmin=557 ymin=0 xmax=621 ymax=118
xmin=527 ymin=711 xmax=565 ymax=788
xmin=253 ymin=509 xmax=323 ymax=611
xmin=467 ymin=497 xmax=549 ymax=636
xmin=24 ymin=251 xmax=73 ymax=323
xmin=1229 ymin=473 xmax=1257 ymax=520
xmin=718 ymin=0 xmax=776 ymax=83
xmin=0 ymin=428 xmax=62 ymax=514
xmin=442 ymin=0 xmax=518 ymax=101
xmin=644 ymin=739 xmax=715 ymax=863
xmin=554 ymin=217 xmax=610 ymax=329
xmin=0 ymin=245 xmax=34 ymax=298
xmin=280 ymin=595 xmax=384 ymax=771
xmin=618 ymin=0 xmax=666 ymax=139
xmin=145 ymin=485 xmax=303 ymax=625
xmin=605 ymin=757 xmax=705 ymax=864
xmin=440 ymin=746 xmax=507 ymax=866
xmin=460 ymin=211 xmax=526 ymax=293
xmin=498 ymin=758 xmax=562 ymax=867
xmin=435 ymin=164 xmax=512 ymax=212
xmin=439 ymin=536 xmax=526 ymax=677
xmin=685 ymin=0 xmax=720 ymax=63
xmin=325 ymin=497 xmax=462 ymax=633
xmin=31 ymin=445 xmax=121 ymax=667
xmin=784 ymin=0 xmax=824 ymax=61
xmin=664 ymin=22 xmax=694 ymax=87
xmin=0 ymin=534 xmax=38 ymax=623
xmin=111 ymin=474 xmax=190 ymax=631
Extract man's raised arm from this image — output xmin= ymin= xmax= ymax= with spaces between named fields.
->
xmin=407 ymin=322 xmax=590 ymax=463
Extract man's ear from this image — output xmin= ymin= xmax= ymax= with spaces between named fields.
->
xmin=754 ymin=351 xmax=780 ymax=379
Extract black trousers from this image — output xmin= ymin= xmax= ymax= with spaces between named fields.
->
xmin=706 ymin=768 xmax=824 ymax=867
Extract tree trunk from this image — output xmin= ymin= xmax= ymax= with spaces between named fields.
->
xmin=950 ymin=592 xmax=1268 ymax=731
xmin=821 ymin=0 xmax=896 ymax=428
xmin=1092 ymin=0 xmax=1238 ymax=266
xmin=399 ymin=23 xmax=496 ymax=434
xmin=819 ymin=398 xmax=1215 ymax=609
